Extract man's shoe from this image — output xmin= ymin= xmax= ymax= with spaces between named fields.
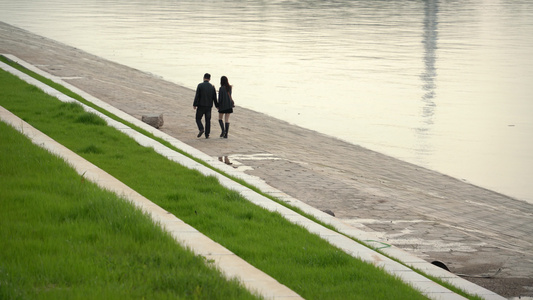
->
xmin=205 ymin=134 xmax=209 ymax=139
xmin=197 ymin=130 xmax=204 ymax=138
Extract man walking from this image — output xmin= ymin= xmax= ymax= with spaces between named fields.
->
xmin=193 ymin=73 xmax=218 ymax=138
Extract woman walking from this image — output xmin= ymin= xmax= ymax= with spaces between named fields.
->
xmin=217 ymin=76 xmax=234 ymax=138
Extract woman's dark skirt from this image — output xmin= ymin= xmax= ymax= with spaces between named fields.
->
xmin=219 ymin=108 xmax=233 ymax=114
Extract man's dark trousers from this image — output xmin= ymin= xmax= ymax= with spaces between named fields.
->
xmin=196 ymin=106 xmax=211 ymax=136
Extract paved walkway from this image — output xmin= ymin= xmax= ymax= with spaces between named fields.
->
xmin=1 ymin=21 xmax=532 ymax=298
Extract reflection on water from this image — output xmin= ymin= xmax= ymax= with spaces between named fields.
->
xmin=415 ymin=0 xmax=438 ymax=163
xmin=421 ymin=0 xmax=438 ymax=117
xmin=1 ymin=0 xmax=532 ymax=202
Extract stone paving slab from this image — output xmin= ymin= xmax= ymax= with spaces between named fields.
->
xmin=2 ymin=21 xmax=532 ymax=298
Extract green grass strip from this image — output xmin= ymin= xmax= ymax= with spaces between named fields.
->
xmin=0 ymin=62 xmax=431 ymax=299
xmin=0 ymin=57 xmax=482 ymax=298
xmin=0 ymin=121 xmax=259 ymax=300
xmin=1 ymin=57 xmax=484 ymax=299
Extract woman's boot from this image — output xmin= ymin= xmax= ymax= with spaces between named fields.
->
xmin=219 ymin=120 xmax=225 ymax=137
xmin=224 ymin=123 xmax=230 ymax=138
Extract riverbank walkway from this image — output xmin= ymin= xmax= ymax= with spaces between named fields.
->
xmin=1 ymin=56 xmax=487 ymax=300
xmin=1 ymin=21 xmax=532 ymax=298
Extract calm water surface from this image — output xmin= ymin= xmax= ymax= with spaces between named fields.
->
xmin=1 ymin=0 xmax=532 ymax=203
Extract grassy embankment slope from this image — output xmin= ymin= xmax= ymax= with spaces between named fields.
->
xmin=0 ymin=57 xmax=477 ymax=299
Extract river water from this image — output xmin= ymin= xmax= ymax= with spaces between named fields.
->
xmin=1 ymin=0 xmax=532 ymax=203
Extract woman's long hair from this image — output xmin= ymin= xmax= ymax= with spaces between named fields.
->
xmin=220 ymin=76 xmax=232 ymax=93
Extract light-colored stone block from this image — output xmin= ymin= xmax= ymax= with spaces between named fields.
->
xmin=142 ymin=113 xmax=164 ymax=128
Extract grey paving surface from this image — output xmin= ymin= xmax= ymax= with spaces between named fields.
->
xmin=2 ymin=21 xmax=532 ymax=298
